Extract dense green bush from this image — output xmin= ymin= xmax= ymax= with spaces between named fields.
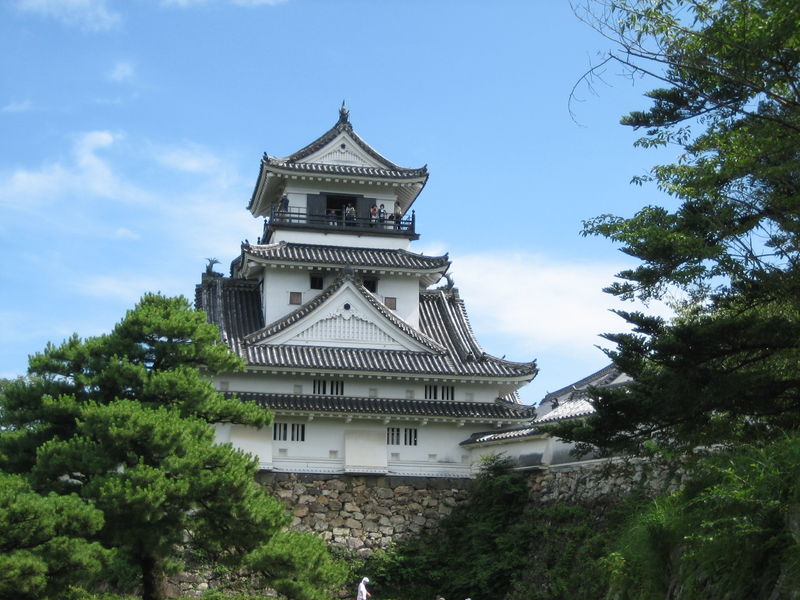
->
xmin=366 ymin=455 xmax=633 ymax=600
xmin=604 ymin=435 xmax=800 ymax=600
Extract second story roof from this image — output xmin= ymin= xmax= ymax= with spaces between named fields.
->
xmin=196 ymin=272 xmax=538 ymax=383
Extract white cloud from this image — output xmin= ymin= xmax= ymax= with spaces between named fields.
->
xmin=155 ymin=145 xmax=222 ymax=173
xmin=108 ymin=61 xmax=135 ymax=83
xmin=449 ymin=251 xmax=672 ymax=361
xmin=1 ymin=100 xmax=33 ymax=113
xmin=16 ymin=0 xmax=120 ymax=31
xmin=0 ymin=130 xmax=152 ymax=210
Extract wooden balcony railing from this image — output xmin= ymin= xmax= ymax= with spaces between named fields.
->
xmin=266 ymin=207 xmax=416 ymax=236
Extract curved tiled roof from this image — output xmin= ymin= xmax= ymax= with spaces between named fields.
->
xmin=461 ymin=365 xmax=632 ymax=445
xmin=419 ymin=290 xmax=538 ymax=375
xmin=533 ymin=397 xmax=596 ymax=424
xmin=461 ymin=426 xmax=543 ymax=446
xmin=283 ymin=108 xmax=415 ymax=171
xmin=231 ymin=391 xmax=530 ymax=420
xmin=196 ymin=276 xmax=537 ymax=380
xmin=262 ymin=157 xmax=428 ymax=180
xmin=238 ymin=242 xmax=449 ymax=272
xmin=541 ymin=364 xmax=621 ymax=404
xmin=247 ymin=108 xmax=428 ymax=216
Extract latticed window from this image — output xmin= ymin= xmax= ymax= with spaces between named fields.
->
xmin=291 ymin=423 xmax=305 ymax=442
xmin=425 ymin=385 xmax=455 ymax=400
xmin=274 ymin=422 xmax=305 ymax=442
xmin=313 ymin=379 xmax=344 ymax=395
xmin=404 ymin=428 xmax=418 ymax=446
xmin=387 ymin=427 xmax=401 ymax=445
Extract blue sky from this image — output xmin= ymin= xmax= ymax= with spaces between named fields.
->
xmin=0 ymin=0 xmax=675 ymax=404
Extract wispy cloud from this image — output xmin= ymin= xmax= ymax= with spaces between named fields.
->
xmin=108 ymin=60 xmax=135 ymax=83
xmin=1 ymin=100 xmax=33 ymax=113
xmin=155 ymin=144 xmax=222 ymax=173
xmin=0 ymin=130 xmax=151 ymax=210
xmin=446 ymin=251 xmax=672 ymax=361
xmin=15 ymin=0 xmax=120 ymax=31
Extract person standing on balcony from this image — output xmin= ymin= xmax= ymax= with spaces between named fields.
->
xmin=345 ymin=203 xmax=356 ymax=226
xmin=393 ymin=201 xmax=402 ymax=228
xmin=278 ymin=193 xmax=289 ymax=221
xmin=378 ymin=203 xmax=387 ymax=227
xmin=369 ymin=204 xmax=378 ymax=226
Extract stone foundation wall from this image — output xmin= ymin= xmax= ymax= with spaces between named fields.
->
xmin=526 ymin=458 xmax=686 ymax=505
xmin=173 ymin=461 xmax=687 ymax=597
xmin=256 ymin=472 xmax=472 ymax=555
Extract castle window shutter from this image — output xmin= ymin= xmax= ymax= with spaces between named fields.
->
xmin=307 ymin=194 xmax=325 ymax=223
xmin=357 ymin=197 xmax=374 ymax=220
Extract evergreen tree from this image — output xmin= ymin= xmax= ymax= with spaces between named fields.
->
xmin=0 ymin=294 xmax=344 ymax=600
xmin=554 ymin=0 xmax=800 ymax=454
xmin=0 ymin=472 xmax=107 ymax=600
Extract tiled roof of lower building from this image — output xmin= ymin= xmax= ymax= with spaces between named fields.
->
xmin=461 ymin=365 xmax=632 ymax=445
xmin=230 ymin=391 xmax=532 ymax=420
xmin=460 ymin=426 xmax=543 ymax=445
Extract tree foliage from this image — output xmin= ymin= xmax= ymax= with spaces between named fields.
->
xmin=555 ymin=0 xmax=800 ymax=454
xmin=0 ymin=472 xmax=107 ymax=600
xmin=0 ymin=294 xmax=345 ymax=600
xmin=604 ymin=438 xmax=800 ymax=599
xmin=368 ymin=455 xmax=537 ymax=600
xmin=369 ymin=455 xmax=633 ymax=600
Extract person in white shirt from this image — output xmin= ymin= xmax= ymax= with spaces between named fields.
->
xmin=357 ymin=577 xmax=371 ymax=600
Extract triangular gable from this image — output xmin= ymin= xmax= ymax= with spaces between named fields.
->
xmin=298 ymin=130 xmax=386 ymax=170
xmin=251 ymin=278 xmax=444 ymax=353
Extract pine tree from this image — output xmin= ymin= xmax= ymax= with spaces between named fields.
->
xmin=0 ymin=294 xmax=344 ymax=600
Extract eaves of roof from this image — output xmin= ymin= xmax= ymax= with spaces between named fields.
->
xmin=230 ymin=391 xmax=531 ymax=421
xmin=459 ymin=425 xmax=544 ymax=446
xmin=420 ymin=289 xmax=539 ymax=375
xmin=197 ymin=275 xmax=538 ymax=380
xmin=541 ymin=364 xmax=620 ymax=404
xmin=236 ymin=242 xmax=450 ymax=273
xmin=533 ymin=398 xmax=596 ymax=424
xmin=262 ymin=157 xmax=428 ymax=180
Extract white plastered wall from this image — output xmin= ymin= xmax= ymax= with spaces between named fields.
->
xmin=219 ymin=373 xmax=511 ymax=404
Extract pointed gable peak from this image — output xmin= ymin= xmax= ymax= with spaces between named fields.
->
xmin=246 ymin=274 xmax=446 ymax=354
xmin=275 ymin=105 xmax=408 ymax=171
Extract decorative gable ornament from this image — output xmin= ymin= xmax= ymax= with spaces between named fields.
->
xmin=252 ymin=278 xmax=441 ymax=353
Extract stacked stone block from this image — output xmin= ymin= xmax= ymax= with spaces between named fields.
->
xmin=256 ymin=472 xmax=471 ymax=555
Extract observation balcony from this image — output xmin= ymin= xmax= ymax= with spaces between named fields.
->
xmin=262 ymin=206 xmax=418 ymax=243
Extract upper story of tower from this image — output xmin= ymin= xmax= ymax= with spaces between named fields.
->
xmin=249 ymin=103 xmax=428 ymax=250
